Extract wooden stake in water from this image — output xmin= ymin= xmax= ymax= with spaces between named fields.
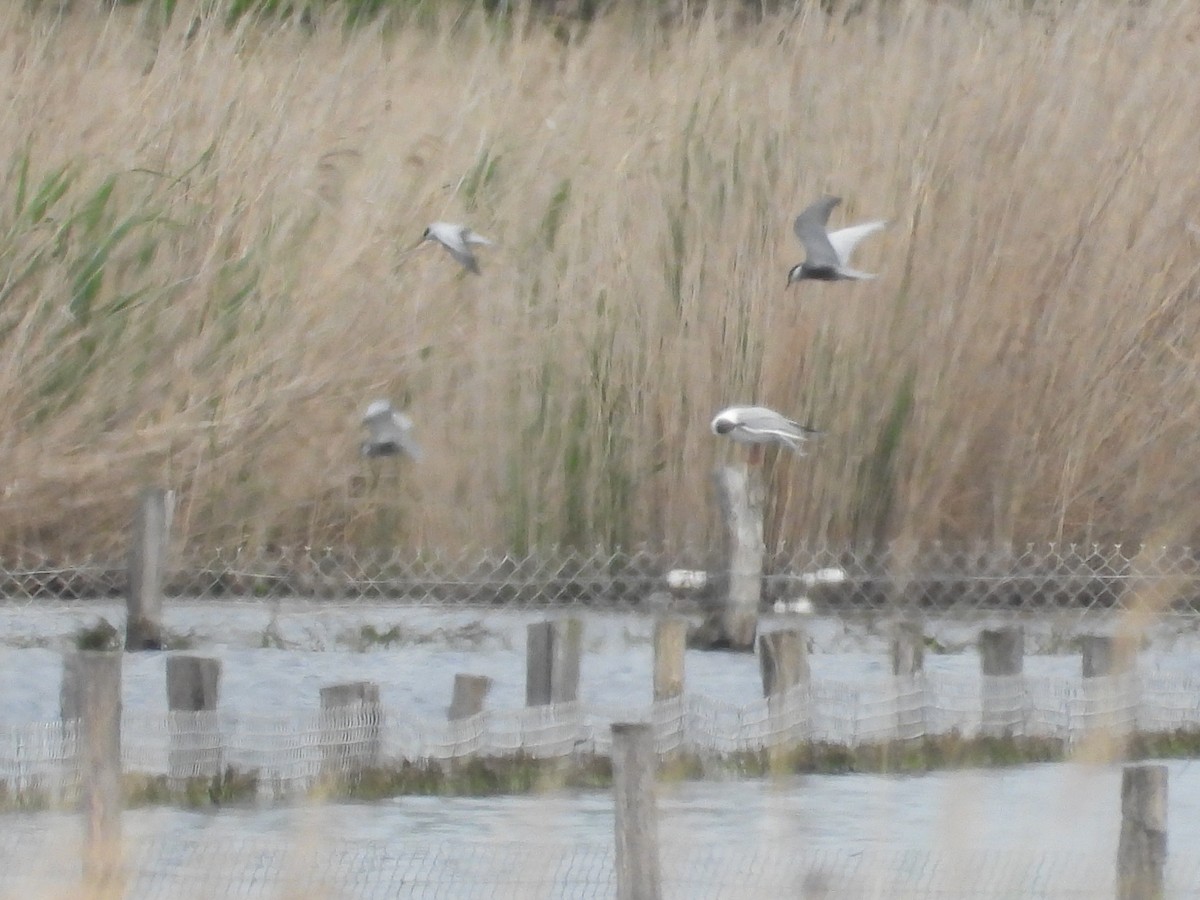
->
xmin=166 ymin=656 xmax=222 ymax=781
xmin=611 ymin=722 xmax=663 ymax=900
xmin=891 ymin=619 xmax=926 ymax=741
xmin=758 ymin=628 xmax=809 ymax=697
xmin=126 ymin=488 xmax=173 ymax=651
xmin=526 ymin=618 xmax=583 ymax=706
xmin=68 ymin=652 xmax=123 ymax=892
xmin=448 ymin=674 xmax=493 ymax=720
xmin=1117 ymin=764 xmax=1167 ymax=900
xmin=711 ymin=463 xmax=765 ymax=650
xmin=652 ymin=617 xmax=687 ymax=701
xmin=979 ymin=626 xmax=1024 ymax=737
xmin=319 ymin=682 xmax=382 ymax=776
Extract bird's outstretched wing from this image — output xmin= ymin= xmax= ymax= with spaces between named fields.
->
xmin=737 ymin=406 xmax=821 ymax=451
xmin=827 ymin=220 xmax=887 ymax=267
xmin=793 ymin=196 xmax=842 ymax=268
xmin=445 ymin=243 xmax=481 ymax=274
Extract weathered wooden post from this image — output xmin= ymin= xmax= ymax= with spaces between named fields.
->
xmin=63 ymin=652 xmax=123 ymax=890
xmin=758 ymin=628 xmax=809 ymax=757
xmin=126 ymin=487 xmax=173 ymax=651
xmin=166 ymin=656 xmax=222 ymax=781
xmin=526 ymin=618 xmax=583 ymax=706
xmin=652 ymin=617 xmax=687 ymax=702
xmin=448 ymin=674 xmax=493 ymax=720
xmin=758 ymin=628 xmax=809 ymax=697
xmin=1117 ymin=764 xmax=1167 ymax=900
xmin=891 ymin=619 xmax=926 ymax=741
xmin=707 ymin=466 xmax=765 ymax=651
xmin=1080 ymin=634 xmax=1134 ymax=678
xmin=611 ymin=722 xmax=662 ymax=900
xmin=891 ymin=620 xmax=925 ymax=676
xmin=979 ymin=626 xmax=1024 ymax=737
xmin=1080 ymin=634 xmax=1137 ymax=741
xmin=319 ymin=682 xmax=382 ymax=777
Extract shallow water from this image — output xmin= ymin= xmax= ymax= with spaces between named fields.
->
xmin=4 ymin=760 xmax=1200 ymax=897
xmin=3 ymin=602 xmax=1200 ymax=896
xmin=3 ymin=601 xmax=1200 ymax=723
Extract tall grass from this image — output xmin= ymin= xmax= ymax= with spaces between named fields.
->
xmin=2 ymin=0 xmax=1200 ymax=557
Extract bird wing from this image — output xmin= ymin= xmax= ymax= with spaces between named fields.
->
xmin=827 ymin=220 xmax=887 ymax=267
xmin=366 ymin=412 xmax=422 ymax=460
xmin=463 ymin=230 xmax=493 ymax=246
xmin=445 ymin=243 xmax=481 ymax=274
xmin=793 ymin=196 xmax=842 ymax=269
xmin=736 ymin=407 xmax=821 ymax=450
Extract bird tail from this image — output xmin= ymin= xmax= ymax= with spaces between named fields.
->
xmin=836 ymin=267 xmax=877 ymax=281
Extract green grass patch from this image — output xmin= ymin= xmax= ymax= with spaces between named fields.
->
xmin=4 ymin=731 xmax=1200 ymax=811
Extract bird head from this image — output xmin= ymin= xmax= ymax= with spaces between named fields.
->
xmin=711 ymin=412 xmax=738 ymax=435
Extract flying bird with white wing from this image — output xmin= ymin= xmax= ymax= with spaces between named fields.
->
xmin=710 ymin=405 xmax=822 ymax=455
xmin=787 ymin=196 xmax=887 ymax=284
xmin=418 ymin=222 xmax=494 ymax=274
xmin=361 ymin=400 xmax=422 ymax=461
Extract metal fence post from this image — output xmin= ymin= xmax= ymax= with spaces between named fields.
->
xmin=611 ymin=722 xmax=662 ymax=900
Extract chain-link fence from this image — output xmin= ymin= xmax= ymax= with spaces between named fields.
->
xmin=3 ymin=542 xmax=1200 ymax=613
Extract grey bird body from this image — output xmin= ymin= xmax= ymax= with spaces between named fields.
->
xmin=788 ymin=196 xmax=886 ymax=284
xmin=420 ymin=221 xmax=493 ymax=274
xmin=361 ymin=400 xmax=421 ymax=460
xmin=710 ymin=405 xmax=822 ymax=454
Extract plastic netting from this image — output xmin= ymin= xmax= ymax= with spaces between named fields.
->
xmin=4 ymin=671 xmax=1196 ymax=801
xmin=1 ymin=837 xmax=1199 ymax=899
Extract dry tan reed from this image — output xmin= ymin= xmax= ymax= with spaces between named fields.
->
xmin=2 ymin=0 xmax=1200 ymax=557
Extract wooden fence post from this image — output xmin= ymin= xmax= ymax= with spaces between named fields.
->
xmin=1080 ymin=634 xmax=1137 ymax=741
xmin=979 ymin=626 xmax=1024 ymax=737
xmin=709 ymin=465 xmax=765 ymax=651
xmin=526 ymin=618 xmax=583 ymax=706
xmin=611 ymin=722 xmax=662 ymax=900
xmin=319 ymin=682 xmax=382 ymax=777
xmin=63 ymin=652 xmax=123 ymax=891
xmin=891 ymin=619 xmax=926 ymax=741
xmin=758 ymin=628 xmax=809 ymax=697
xmin=1117 ymin=764 xmax=1167 ymax=900
xmin=166 ymin=656 xmax=222 ymax=781
xmin=652 ymin=617 xmax=687 ymax=702
xmin=126 ymin=487 xmax=173 ymax=651
xmin=758 ymin=628 xmax=808 ymax=757
xmin=891 ymin=620 xmax=925 ymax=676
xmin=448 ymin=674 xmax=493 ymax=720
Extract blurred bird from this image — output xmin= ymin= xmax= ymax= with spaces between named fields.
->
xmin=418 ymin=222 xmax=494 ymax=274
xmin=787 ymin=196 xmax=887 ymax=284
xmin=710 ymin=405 xmax=821 ymax=454
xmin=361 ymin=400 xmax=422 ymax=460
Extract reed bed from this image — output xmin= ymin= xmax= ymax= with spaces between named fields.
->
xmin=1 ymin=0 xmax=1199 ymax=557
